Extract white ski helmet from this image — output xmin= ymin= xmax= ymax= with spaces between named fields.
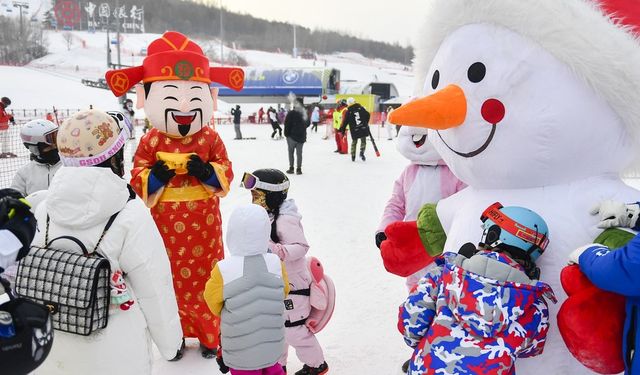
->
xmin=57 ymin=109 xmax=130 ymax=167
xmin=20 ymin=119 xmax=58 ymax=157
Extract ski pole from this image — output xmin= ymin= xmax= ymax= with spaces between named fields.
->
xmin=369 ymin=131 xmax=380 ymax=157
xmin=52 ymin=106 xmax=60 ymax=126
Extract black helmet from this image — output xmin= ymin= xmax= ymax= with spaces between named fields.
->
xmin=1 ymin=97 xmax=10 ymax=107
xmin=252 ymin=168 xmax=289 ymax=211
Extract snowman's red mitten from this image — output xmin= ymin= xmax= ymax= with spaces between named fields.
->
xmin=379 ymin=204 xmax=446 ymax=277
xmin=380 ymin=221 xmax=431 ymax=277
xmin=557 ymin=265 xmax=625 ymax=374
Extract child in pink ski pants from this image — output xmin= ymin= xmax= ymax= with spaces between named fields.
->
xmin=269 ymin=199 xmax=327 ymax=371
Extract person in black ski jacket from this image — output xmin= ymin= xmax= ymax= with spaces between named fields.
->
xmin=284 ymin=99 xmax=308 ymax=175
xmin=268 ymin=106 xmax=282 ymax=139
xmin=230 ymin=105 xmax=242 ymax=139
xmin=339 ymin=97 xmax=371 ymax=162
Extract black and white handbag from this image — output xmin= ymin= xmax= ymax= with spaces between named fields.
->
xmin=14 ymin=212 xmax=120 ymax=336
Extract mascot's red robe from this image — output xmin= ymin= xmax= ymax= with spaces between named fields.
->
xmin=131 ymin=126 xmax=232 ymax=348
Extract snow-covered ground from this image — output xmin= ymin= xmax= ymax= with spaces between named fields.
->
xmin=146 ymin=123 xmax=411 ymax=374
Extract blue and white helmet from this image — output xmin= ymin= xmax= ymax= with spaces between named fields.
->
xmin=480 ymin=202 xmax=549 ymax=263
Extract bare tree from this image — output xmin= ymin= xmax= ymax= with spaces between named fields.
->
xmin=62 ymin=32 xmax=73 ymax=51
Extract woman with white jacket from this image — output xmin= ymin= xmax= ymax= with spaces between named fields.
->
xmin=31 ymin=109 xmax=183 ymax=375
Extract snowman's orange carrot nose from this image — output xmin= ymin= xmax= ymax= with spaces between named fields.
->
xmin=389 ymin=84 xmax=467 ymax=129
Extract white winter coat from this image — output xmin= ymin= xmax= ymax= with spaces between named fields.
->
xmin=10 ymin=160 xmax=61 ymax=196
xmin=31 ymin=167 xmax=183 ymax=375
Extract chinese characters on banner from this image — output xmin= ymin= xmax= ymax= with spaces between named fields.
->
xmin=55 ymin=0 xmax=144 ymax=33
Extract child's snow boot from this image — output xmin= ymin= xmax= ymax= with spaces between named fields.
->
xmin=216 ymin=350 xmax=230 ymax=373
xmin=402 ymin=359 xmax=410 ymax=373
xmin=294 ymin=362 xmax=328 ymax=375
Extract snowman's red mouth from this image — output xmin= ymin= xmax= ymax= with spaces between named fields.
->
xmin=437 ymin=124 xmax=496 ymax=158
xmin=412 ymin=135 xmax=427 ymax=148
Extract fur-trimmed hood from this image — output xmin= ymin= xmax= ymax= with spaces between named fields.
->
xmin=412 ymin=0 xmax=640 ymax=146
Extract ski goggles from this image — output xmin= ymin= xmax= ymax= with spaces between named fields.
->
xmin=22 ymin=128 xmax=58 ymax=147
xmin=240 ymin=172 xmax=289 ymax=192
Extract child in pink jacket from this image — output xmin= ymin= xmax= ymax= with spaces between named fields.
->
xmin=242 ymin=168 xmax=328 ymax=375
xmin=376 ymin=126 xmax=466 ymax=289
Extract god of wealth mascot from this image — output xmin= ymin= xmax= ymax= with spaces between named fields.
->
xmin=105 ymin=31 xmax=244 ymax=357
xmin=382 ymin=0 xmax=640 ymax=374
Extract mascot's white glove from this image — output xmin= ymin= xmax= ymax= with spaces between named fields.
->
xmin=568 ymin=244 xmax=598 ymax=265
xmin=590 ymin=200 xmax=640 ymax=229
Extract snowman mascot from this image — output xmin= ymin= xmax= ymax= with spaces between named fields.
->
xmin=105 ymin=31 xmax=244 ymax=358
xmin=383 ymin=0 xmax=640 ymax=374
xmin=376 ymin=125 xmax=464 ymax=289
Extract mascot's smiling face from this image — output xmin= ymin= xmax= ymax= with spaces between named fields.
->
xmin=139 ymin=80 xmax=217 ymax=137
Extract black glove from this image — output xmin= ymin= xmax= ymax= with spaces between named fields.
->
xmin=375 ymin=231 xmax=387 ymax=249
xmin=9 ymin=115 xmax=15 ymax=125
xmin=186 ymin=154 xmax=215 ymax=182
xmin=0 ymin=190 xmax=37 ymax=262
xmin=150 ymin=160 xmax=176 ymax=185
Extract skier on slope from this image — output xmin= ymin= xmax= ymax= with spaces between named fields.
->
xmin=11 ymin=119 xmax=62 ymax=196
xmin=269 ymin=106 xmax=283 ymax=139
xmin=241 ymin=169 xmax=329 ymax=375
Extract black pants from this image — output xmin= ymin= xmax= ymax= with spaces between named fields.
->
xmin=311 ymin=122 xmax=319 ymax=132
xmin=270 ymin=121 xmax=282 ymax=138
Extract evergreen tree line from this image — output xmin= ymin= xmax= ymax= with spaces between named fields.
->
xmin=120 ymin=0 xmax=413 ymax=64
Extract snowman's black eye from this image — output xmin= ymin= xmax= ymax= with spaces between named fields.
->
xmin=467 ymin=62 xmax=486 ymax=83
xmin=431 ymin=70 xmax=440 ymax=90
